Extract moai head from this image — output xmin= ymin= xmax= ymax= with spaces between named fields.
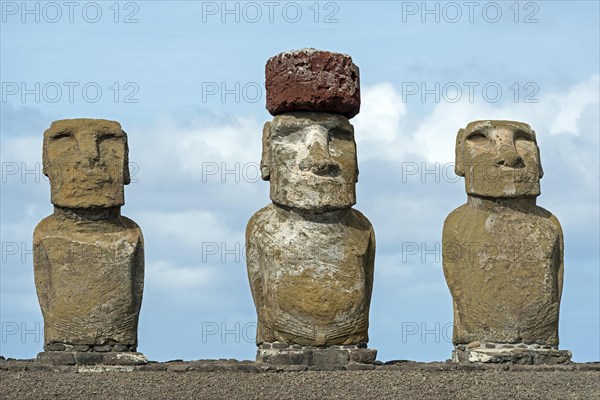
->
xmin=42 ymin=119 xmax=130 ymax=208
xmin=454 ymin=120 xmax=543 ymax=198
xmin=261 ymin=49 xmax=361 ymax=212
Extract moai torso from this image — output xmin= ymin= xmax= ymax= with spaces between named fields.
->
xmin=34 ymin=211 xmax=143 ymax=346
xmin=247 ymin=50 xmax=375 ymax=349
xmin=247 ymin=205 xmax=374 ymax=345
xmin=34 ymin=119 xmax=144 ymax=350
xmin=442 ymin=120 xmax=564 ymax=348
xmin=443 ymin=199 xmax=563 ymax=345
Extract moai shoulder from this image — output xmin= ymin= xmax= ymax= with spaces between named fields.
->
xmin=33 ymin=119 xmax=146 ymax=365
xmin=442 ymin=120 xmax=569 ymax=364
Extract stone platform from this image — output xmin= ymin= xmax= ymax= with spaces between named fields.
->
xmin=36 ymin=351 xmax=148 ymax=366
xmin=452 ymin=342 xmax=572 ymax=365
xmin=256 ymin=343 xmax=376 ymax=366
xmin=1 ymin=356 xmax=597 ymax=373
xmin=1 ymin=358 xmax=598 ymax=400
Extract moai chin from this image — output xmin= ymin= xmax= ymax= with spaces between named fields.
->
xmin=246 ymin=49 xmax=377 ymax=366
xmin=442 ymin=120 xmax=571 ymax=364
xmin=33 ymin=119 xmax=146 ymax=366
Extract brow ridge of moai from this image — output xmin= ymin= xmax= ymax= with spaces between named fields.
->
xmin=246 ymin=49 xmax=377 ymax=366
xmin=442 ymin=120 xmax=571 ymax=365
xmin=33 ymin=118 xmax=147 ymax=366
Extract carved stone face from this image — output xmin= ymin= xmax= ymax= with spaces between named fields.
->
xmin=455 ymin=120 xmax=543 ymax=198
xmin=261 ymin=112 xmax=358 ymax=212
xmin=43 ymin=119 xmax=130 ymax=208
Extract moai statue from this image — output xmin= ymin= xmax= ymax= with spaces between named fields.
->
xmin=246 ymin=49 xmax=377 ymax=366
xmin=33 ymin=119 xmax=146 ymax=366
xmin=442 ymin=120 xmax=571 ymax=364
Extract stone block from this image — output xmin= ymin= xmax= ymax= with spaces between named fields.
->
xmin=36 ymin=352 xmax=75 ymax=366
xmin=266 ymin=49 xmax=360 ymax=118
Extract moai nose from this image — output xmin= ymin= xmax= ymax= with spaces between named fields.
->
xmin=495 ymin=144 xmax=524 ymax=168
xmin=299 ymin=127 xmax=340 ymax=176
xmin=299 ymin=144 xmax=341 ymax=176
xmin=77 ymin=134 xmax=100 ymax=164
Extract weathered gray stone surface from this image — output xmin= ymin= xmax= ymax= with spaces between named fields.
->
xmin=35 ymin=351 xmax=148 ymax=366
xmin=256 ymin=343 xmax=376 ymax=365
xmin=443 ymin=120 xmax=567 ymax=362
xmin=33 ymin=119 xmax=144 ymax=354
xmin=247 ymin=202 xmax=375 ymax=346
xmin=247 ymin=50 xmax=375 ymax=357
xmin=452 ymin=342 xmax=572 ymax=364
xmin=3 ymin=357 xmax=597 ymax=372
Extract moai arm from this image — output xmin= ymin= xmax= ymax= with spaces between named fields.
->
xmin=33 ymin=222 xmax=50 ymax=318
xmin=131 ymin=223 xmax=145 ymax=318
xmin=549 ymin=213 xmax=565 ymax=302
xmin=365 ymin=225 xmax=376 ymax=309
xmin=441 ymin=207 xmax=464 ymax=300
xmin=245 ymin=212 xmax=267 ymax=342
xmin=441 ymin=206 xmax=468 ymax=345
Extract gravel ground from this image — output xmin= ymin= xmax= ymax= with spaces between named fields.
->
xmin=1 ymin=368 xmax=599 ymax=400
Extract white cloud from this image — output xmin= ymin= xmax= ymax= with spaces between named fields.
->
xmin=355 ymin=82 xmax=407 ymax=143
xmin=135 ymin=210 xmax=243 ymax=248
xmin=353 ymin=74 xmax=600 ymax=164
xmin=547 ymin=74 xmax=600 ymax=135
xmin=353 ymin=83 xmax=413 ymax=162
xmin=128 ymin=114 xmax=263 ymax=183
xmin=146 ymin=260 xmax=217 ymax=291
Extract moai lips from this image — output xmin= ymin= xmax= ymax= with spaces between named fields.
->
xmin=442 ymin=120 xmax=570 ymax=364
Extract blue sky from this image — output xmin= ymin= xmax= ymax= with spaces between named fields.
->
xmin=1 ymin=1 xmax=598 ymax=362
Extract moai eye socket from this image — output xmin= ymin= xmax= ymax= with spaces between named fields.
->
xmin=50 ymin=131 xmax=73 ymax=141
xmin=328 ymin=128 xmax=353 ymax=142
xmin=97 ymin=133 xmax=119 ymax=142
xmin=466 ymin=131 xmax=488 ymax=142
xmin=514 ymin=129 xmax=535 ymax=142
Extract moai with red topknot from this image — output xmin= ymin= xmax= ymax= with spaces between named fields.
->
xmin=246 ymin=49 xmax=377 ymax=366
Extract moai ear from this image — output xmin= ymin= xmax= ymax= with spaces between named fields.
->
xmin=354 ymin=141 xmax=359 ymax=183
xmin=122 ymin=131 xmax=131 ymax=185
xmin=42 ymin=137 xmax=49 ymax=178
xmin=350 ymin=122 xmax=359 ymax=183
xmin=537 ymin=147 xmax=544 ymax=179
xmin=531 ymin=129 xmax=544 ymax=179
xmin=454 ymin=128 xmax=466 ymax=177
xmin=260 ymin=121 xmax=272 ymax=181
xmin=41 ymin=124 xmax=58 ymax=178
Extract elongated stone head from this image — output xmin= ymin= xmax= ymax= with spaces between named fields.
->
xmin=43 ymin=118 xmax=130 ymax=208
xmin=262 ymin=49 xmax=361 ymax=212
xmin=261 ymin=112 xmax=358 ymax=212
xmin=455 ymin=120 xmax=543 ymax=198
